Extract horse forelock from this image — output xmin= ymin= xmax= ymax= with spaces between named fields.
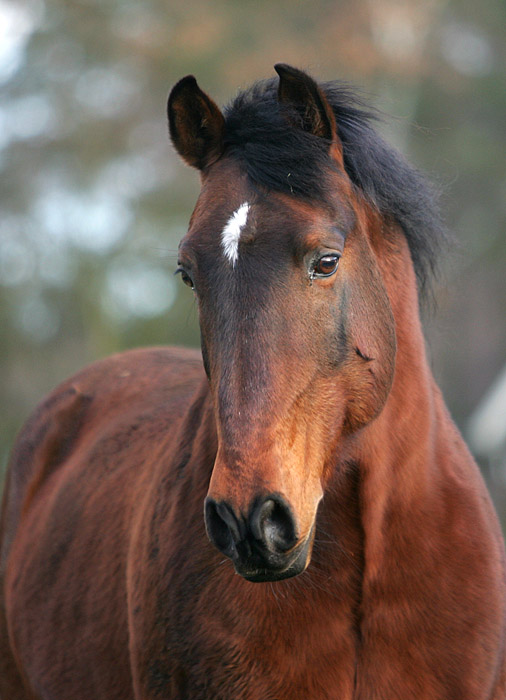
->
xmin=221 ymin=77 xmax=449 ymax=300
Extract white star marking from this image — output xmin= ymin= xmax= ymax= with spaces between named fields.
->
xmin=221 ymin=202 xmax=250 ymax=267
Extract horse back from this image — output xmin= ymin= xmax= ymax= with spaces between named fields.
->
xmin=0 ymin=346 xmax=205 ymax=700
xmin=1 ymin=346 xmax=203 ymax=564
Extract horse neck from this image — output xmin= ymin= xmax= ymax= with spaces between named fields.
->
xmin=325 ymin=220 xmax=467 ymax=571
xmin=359 ymin=220 xmax=442 ymax=486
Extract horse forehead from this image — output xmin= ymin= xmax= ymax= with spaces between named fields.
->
xmin=186 ymin=191 xmax=335 ymax=255
xmin=184 ymin=157 xmax=355 ymax=255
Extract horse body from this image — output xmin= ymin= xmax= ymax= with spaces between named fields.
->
xmin=2 ymin=65 xmax=506 ymax=699
xmin=0 ymin=348 xmax=205 ymax=699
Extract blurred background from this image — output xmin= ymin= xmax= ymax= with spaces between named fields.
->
xmin=1 ymin=0 xmax=505 ymax=521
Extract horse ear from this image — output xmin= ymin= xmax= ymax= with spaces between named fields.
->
xmin=274 ymin=64 xmax=342 ymax=163
xmin=168 ymin=75 xmax=225 ymax=170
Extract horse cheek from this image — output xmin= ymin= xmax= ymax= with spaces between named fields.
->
xmin=342 ymin=272 xmax=396 ymax=432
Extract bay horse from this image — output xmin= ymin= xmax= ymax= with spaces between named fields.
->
xmin=1 ymin=64 xmax=505 ymax=699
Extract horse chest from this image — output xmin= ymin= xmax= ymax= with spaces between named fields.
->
xmin=159 ymin=578 xmax=360 ymax=700
xmin=142 ymin=466 xmax=365 ymax=699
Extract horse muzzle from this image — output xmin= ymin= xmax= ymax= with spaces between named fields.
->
xmin=204 ymin=493 xmax=313 ymax=582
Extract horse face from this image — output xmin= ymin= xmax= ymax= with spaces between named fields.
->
xmin=169 ymin=66 xmax=396 ymax=581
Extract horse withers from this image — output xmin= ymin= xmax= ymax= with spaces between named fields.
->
xmin=1 ymin=65 xmax=505 ymax=699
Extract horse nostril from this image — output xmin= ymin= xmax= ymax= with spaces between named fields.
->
xmin=204 ymin=498 xmax=242 ymax=559
xmin=205 ymin=494 xmax=298 ymax=561
xmin=250 ymin=495 xmax=298 ymax=553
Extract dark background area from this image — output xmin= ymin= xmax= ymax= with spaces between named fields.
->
xmin=1 ymin=0 xmax=505 ymax=520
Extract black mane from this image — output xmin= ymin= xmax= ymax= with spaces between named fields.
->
xmin=222 ymin=78 xmax=447 ymax=297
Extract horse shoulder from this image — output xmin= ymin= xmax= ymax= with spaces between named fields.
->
xmin=359 ymin=401 xmax=506 ymax=698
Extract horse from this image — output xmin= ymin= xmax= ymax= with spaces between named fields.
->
xmin=1 ymin=64 xmax=505 ymax=700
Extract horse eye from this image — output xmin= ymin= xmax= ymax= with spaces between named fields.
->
xmin=312 ymin=254 xmax=340 ymax=278
xmin=175 ymin=267 xmax=195 ymax=290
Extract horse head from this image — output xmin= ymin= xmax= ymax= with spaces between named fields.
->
xmin=168 ymin=65 xmax=396 ymax=581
